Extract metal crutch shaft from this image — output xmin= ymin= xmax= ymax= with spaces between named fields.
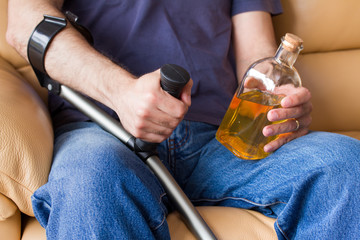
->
xmin=59 ymin=64 xmax=217 ymax=240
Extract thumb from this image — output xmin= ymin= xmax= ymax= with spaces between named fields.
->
xmin=180 ymin=78 xmax=193 ymax=107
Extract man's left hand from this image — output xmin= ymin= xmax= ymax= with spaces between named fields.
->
xmin=263 ymin=87 xmax=312 ymax=152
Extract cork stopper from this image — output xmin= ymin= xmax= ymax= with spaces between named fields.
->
xmin=282 ymin=33 xmax=303 ymax=52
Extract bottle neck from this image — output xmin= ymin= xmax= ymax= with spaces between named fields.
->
xmin=274 ymin=42 xmax=302 ymax=67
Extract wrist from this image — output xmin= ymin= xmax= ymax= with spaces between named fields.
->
xmin=99 ymin=63 xmax=136 ymax=111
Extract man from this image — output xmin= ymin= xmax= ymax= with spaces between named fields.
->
xmin=7 ymin=0 xmax=360 ymax=239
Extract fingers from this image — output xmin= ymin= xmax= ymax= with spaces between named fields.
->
xmin=263 ymin=115 xmax=312 ymax=137
xmin=260 ymin=87 xmax=313 ymax=153
xmin=130 ymin=91 xmax=188 ymax=142
xmin=263 ymin=113 xmax=311 ymax=153
xmin=180 ymin=79 xmax=193 ymax=107
xmin=131 ymin=116 xmax=178 ymax=143
xmin=266 ymin=86 xmax=312 ymax=137
xmin=264 ymin=128 xmax=308 ymax=152
xmin=118 ymin=71 xmax=192 ymax=143
xmin=280 ymin=87 xmax=311 ymax=108
xmin=123 ymin=106 xmax=182 ymax=143
xmin=267 ymin=101 xmax=312 ymax=122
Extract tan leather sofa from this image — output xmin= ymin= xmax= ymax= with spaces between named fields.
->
xmin=1 ymin=0 xmax=359 ymax=239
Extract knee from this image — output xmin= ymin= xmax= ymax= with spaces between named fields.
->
xmin=57 ymin=142 xmax=146 ymax=191
xmin=278 ymin=132 xmax=360 ymax=187
xmin=51 ymin=129 xmax=149 ymax=200
xmin=52 ymin=125 xmax=145 ymax=180
xmin=293 ymin=132 xmax=359 ymax=165
xmin=312 ymin=132 xmax=359 ymax=168
xmin=298 ymin=132 xmax=360 ymax=187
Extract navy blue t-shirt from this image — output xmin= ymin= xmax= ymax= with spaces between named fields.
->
xmin=51 ymin=0 xmax=282 ymax=128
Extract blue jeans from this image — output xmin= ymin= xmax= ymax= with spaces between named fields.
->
xmin=32 ymin=121 xmax=360 ymax=239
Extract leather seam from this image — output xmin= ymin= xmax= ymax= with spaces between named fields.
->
xmin=0 ymin=169 xmax=35 ymax=195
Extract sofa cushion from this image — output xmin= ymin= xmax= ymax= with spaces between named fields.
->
xmin=0 ymin=193 xmax=18 ymax=221
xmin=296 ymin=50 xmax=360 ymax=132
xmin=21 ymin=215 xmax=46 ymax=240
xmin=0 ymin=193 xmax=21 ymax=240
xmin=273 ymin=0 xmax=360 ymax=54
xmin=168 ymin=206 xmax=277 ymax=240
xmin=0 ymin=57 xmax=53 ymax=216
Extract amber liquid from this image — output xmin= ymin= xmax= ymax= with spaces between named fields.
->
xmin=216 ymin=90 xmax=284 ymax=160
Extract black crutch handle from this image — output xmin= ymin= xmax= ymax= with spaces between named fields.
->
xmin=160 ymin=63 xmax=190 ymax=99
xmin=130 ymin=64 xmax=190 ymax=160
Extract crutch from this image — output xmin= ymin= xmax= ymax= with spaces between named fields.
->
xmin=27 ymin=13 xmax=217 ymax=239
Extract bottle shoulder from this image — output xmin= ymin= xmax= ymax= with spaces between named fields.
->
xmin=247 ymin=57 xmax=301 ymax=87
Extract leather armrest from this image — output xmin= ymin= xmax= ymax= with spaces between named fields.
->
xmin=0 ymin=56 xmax=53 ymax=216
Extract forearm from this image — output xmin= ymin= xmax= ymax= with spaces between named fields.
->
xmin=6 ymin=0 xmax=63 ymax=58
xmin=232 ymin=11 xmax=277 ymax=81
xmin=7 ymin=0 xmax=190 ymax=143
xmin=6 ymin=0 xmax=135 ymax=110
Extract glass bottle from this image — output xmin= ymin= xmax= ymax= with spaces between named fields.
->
xmin=216 ymin=33 xmax=303 ymax=160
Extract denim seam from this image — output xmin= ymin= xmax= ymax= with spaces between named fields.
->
xmin=191 ymin=196 xmax=287 ymax=207
xmin=31 ymin=193 xmax=52 ymax=228
xmin=32 ymin=193 xmax=53 ymax=209
xmin=153 ymin=193 xmax=168 ymax=231
xmin=276 ymin=220 xmax=290 ymax=240
xmin=171 ymin=120 xmax=191 ymax=150
xmin=167 ymin=121 xmax=191 ymax=176
xmin=167 ymin=138 xmax=176 ymax=174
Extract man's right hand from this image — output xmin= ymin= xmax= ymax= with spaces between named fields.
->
xmin=111 ymin=70 xmax=192 ymax=143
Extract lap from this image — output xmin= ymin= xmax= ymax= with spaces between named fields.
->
xmin=182 ymin=130 xmax=360 ymax=217
xmin=51 ymin=121 xmax=154 ymax=182
xmin=49 ymin=122 xmax=165 ymax=198
xmin=41 ymin=120 xmax=360 ymax=239
xmin=48 ymin=122 xmax=167 ymax=212
xmin=52 ymin=122 xmax=359 ymax=212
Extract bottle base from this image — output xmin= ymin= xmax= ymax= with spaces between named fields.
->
xmin=216 ymin=134 xmax=271 ymax=160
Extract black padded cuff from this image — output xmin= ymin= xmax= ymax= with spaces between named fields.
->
xmin=27 ymin=15 xmax=67 ymax=94
xmin=27 ymin=12 xmax=93 ymax=94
